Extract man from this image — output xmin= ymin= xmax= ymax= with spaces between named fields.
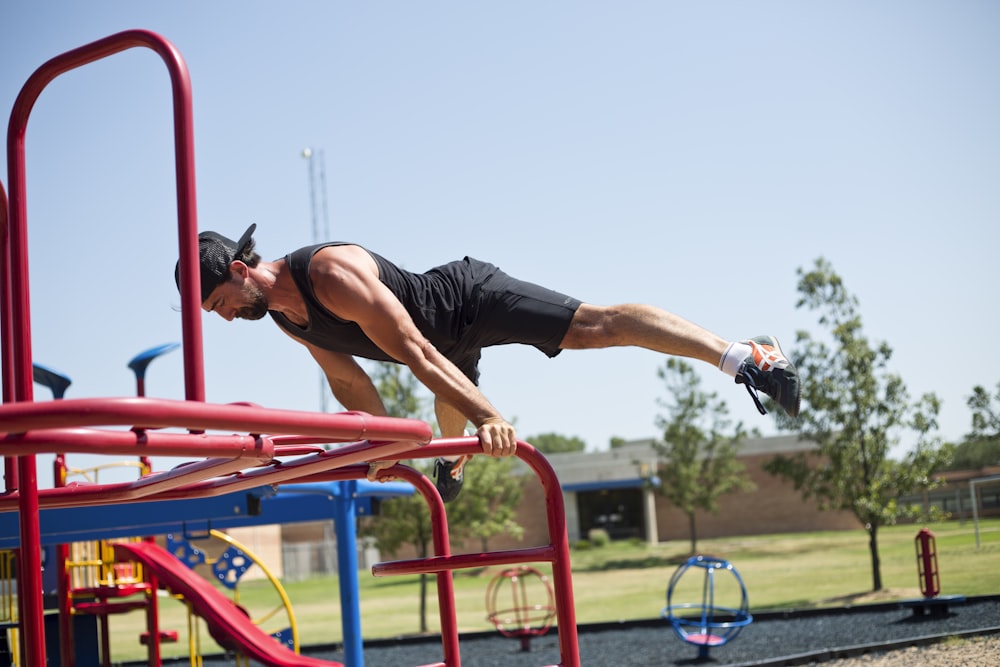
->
xmin=177 ymin=224 xmax=800 ymax=502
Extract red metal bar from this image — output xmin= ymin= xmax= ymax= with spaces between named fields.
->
xmin=0 ymin=438 xmax=427 ymax=512
xmin=0 ymin=398 xmax=432 ymax=444
xmin=0 ymin=429 xmax=267 ymax=460
xmin=372 ymin=546 xmax=560 ymax=577
xmin=1 ymin=179 xmax=18 ymax=492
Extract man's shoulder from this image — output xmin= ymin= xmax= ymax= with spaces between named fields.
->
xmin=307 ymin=243 xmax=380 ymax=278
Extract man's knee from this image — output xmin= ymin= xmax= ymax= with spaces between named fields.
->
xmin=561 ymin=304 xmax=615 ymax=349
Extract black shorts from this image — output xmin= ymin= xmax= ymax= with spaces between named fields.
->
xmin=443 ymin=258 xmax=582 ymax=384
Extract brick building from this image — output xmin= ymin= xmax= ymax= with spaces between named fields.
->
xmin=468 ymin=434 xmax=862 ymax=553
xmin=281 ymin=435 xmax=1000 ymax=568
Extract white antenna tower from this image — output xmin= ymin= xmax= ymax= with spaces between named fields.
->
xmin=302 ymin=147 xmax=332 ymax=411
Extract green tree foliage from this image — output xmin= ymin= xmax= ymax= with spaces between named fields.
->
xmin=358 ymin=361 xmax=436 ymax=632
xmin=943 ymin=382 xmax=1000 ymax=471
xmin=526 ymin=432 xmax=587 ymax=454
xmin=968 ymin=382 xmax=1000 ymax=438
xmin=764 ymin=258 xmax=953 ymax=591
xmin=654 ymin=358 xmax=756 ymax=554
xmin=368 ymin=361 xmax=428 ymax=425
xmin=446 ymin=456 xmax=524 ymax=551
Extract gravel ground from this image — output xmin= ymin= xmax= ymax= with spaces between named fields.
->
xmin=183 ymin=597 xmax=1000 ymax=667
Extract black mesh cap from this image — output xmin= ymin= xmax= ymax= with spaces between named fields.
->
xmin=174 ymin=224 xmax=257 ymax=303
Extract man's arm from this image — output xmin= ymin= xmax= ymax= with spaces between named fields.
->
xmin=308 ymin=245 xmax=516 ymax=456
xmin=314 ymin=347 xmax=387 ymax=416
xmin=276 ymin=325 xmax=386 ymax=414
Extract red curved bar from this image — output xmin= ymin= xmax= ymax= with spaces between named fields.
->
xmin=368 ymin=439 xmax=581 ymax=667
xmin=5 ymin=30 xmax=212 ymax=665
xmin=291 ymin=462 xmax=462 ymax=666
xmin=6 ymin=29 xmax=203 ymax=404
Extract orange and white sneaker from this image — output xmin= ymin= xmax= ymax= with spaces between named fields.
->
xmin=736 ymin=336 xmax=801 ymax=417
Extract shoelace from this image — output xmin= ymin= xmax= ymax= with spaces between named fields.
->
xmin=736 ymin=374 xmax=768 ymax=415
xmin=743 ymin=382 xmax=767 ymax=415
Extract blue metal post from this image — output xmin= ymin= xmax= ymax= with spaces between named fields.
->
xmin=333 ymin=480 xmax=364 ymax=666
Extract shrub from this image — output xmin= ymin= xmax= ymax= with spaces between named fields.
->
xmin=587 ymin=529 xmax=610 ymax=547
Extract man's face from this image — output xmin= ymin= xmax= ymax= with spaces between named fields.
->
xmin=203 ymin=274 xmax=268 ymax=321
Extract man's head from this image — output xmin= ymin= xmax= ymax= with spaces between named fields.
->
xmin=174 ymin=224 xmax=259 ymax=303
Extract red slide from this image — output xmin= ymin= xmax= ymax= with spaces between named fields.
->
xmin=114 ymin=541 xmax=342 ymax=667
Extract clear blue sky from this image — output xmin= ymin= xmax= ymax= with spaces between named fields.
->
xmin=3 ymin=2 xmax=998 ymax=486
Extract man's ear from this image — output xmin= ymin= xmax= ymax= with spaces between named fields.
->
xmin=230 ymin=260 xmax=249 ymax=279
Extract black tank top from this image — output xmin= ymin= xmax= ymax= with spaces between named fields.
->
xmin=269 ymin=243 xmax=497 ymax=363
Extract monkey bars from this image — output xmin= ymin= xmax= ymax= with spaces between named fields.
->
xmin=3 ymin=29 xmax=580 ymax=666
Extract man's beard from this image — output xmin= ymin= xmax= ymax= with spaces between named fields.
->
xmin=236 ymin=283 xmax=268 ymax=321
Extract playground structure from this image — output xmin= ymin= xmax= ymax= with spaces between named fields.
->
xmin=898 ymin=528 xmax=966 ymax=618
xmin=485 ymin=565 xmax=557 ymax=653
xmin=660 ymin=555 xmax=752 ymax=660
xmin=1 ymin=29 xmax=581 ymax=667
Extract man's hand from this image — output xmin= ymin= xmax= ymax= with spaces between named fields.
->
xmin=476 ymin=417 xmax=517 ymax=457
xmin=367 ymin=459 xmax=398 ymax=482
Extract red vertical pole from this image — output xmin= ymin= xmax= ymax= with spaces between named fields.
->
xmin=144 ymin=570 xmax=162 ymax=666
xmin=0 ymin=180 xmax=18 ymax=492
xmin=54 ymin=456 xmax=74 ymax=667
xmin=525 ymin=444 xmax=580 ymax=666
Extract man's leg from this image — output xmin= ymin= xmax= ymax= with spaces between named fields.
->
xmin=433 ymin=398 xmax=473 ymax=502
xmin=560 ymin=304 xmax=800 ymax=417
xmin=559 ymin=303 xmax=728 ymax=360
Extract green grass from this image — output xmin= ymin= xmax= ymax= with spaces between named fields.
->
xmin=106 ymin=518 xmax=1000 ymax=663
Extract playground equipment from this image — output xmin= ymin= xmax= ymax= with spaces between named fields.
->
xmin=32 ymin=348 xmax=180 ymax=667
xmin=661 ymin=555 xmax=752 ymax=660
xmin=2 ymin=29 xmax=580 ymax=667
xmin=485 ymin=565 xmax=556 ymax=652
xmin=899 ymin=528 xmax=966 ymax=618
xmin=916 ymin=527 xmax=941 ymax=599
xmin=169 ymin=530 xmax=297 ymax=652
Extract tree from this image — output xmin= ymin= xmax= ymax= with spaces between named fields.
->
xmin=447 ymin=456 xmax=524 ymax=551
xmin=941 ymin=382 xmax=1000 ymax=471
xmin=764 ymin=258 xmax=953 ymax=591
xmin=526 ymin=432 xmax=587 ymax=454
xmin=968 ymin=382 xmax=1000 ymax=439
xmin=358 ymin=361 xmax=437 ymax=632
xmin=653 ymin=358 xmax=756 ymax=554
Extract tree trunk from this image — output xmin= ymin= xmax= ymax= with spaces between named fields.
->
xmin=419 ymin=573 xmax=428 ymax=632
xmin=688 ymin=512 xmax=698 ymax=554
xmin=868 ymin=524 xmax=883 ymax=591
xmin=418 ymin=539 xmax=428 ymax=632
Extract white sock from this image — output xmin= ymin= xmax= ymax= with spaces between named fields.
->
xmin=719 ymin=341 xmax=752 ymax=377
